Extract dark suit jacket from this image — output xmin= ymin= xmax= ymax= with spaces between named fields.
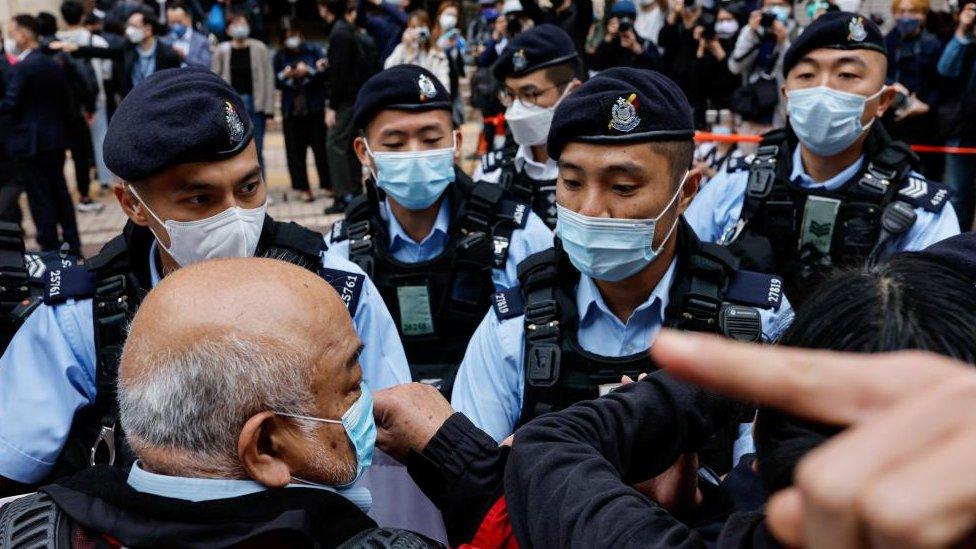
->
xmin=71 ymin=39 xmax=181 ymax=97
xmin=0 ymin=50 xmax=72 ymax=157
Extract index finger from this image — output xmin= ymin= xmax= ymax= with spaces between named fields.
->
xmin=650 ymin=330 xmax=968 ymax=425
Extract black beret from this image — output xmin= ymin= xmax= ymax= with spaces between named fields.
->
xmin=492 ymin=24 xmax=578 ymax=81
xmin=104 ymin=68 xmax=253 ymax=182
xmin=353 ymin=65 xmax=452 ymax=129
xmin=546 ymin=68 xmax=694 ymax=160
xmin=782 ymin=12 xmax=886 ymax=76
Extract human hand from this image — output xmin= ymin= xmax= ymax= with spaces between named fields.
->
xmin=748 ymin=10 xmax=763 ymax=32
xmin=315 ymin=57 xmax=328 ymax=71
xmin=372 ymin=383 xmax=457 ymax=462
xmin=293 ymin=61 xmax=310 ymax=77
xmin=605 ymin=17 xmax=620 ymax=41
xmin=958 ymin=3 xmax=975 ymax=36
xmin=771 ymin=19 xmax=788 ymax=43
xmin=894 ymin=94 xmax=929 ymax=121
xmin=652 ymin=330 xmax=976 ymax=549
xmin=633 ymin=453 xmax=702 ymax=518
xmin=325 ymin=108 xmax=336 ymax=128
xmin=48 ymin=40 xmax=79 ymax=53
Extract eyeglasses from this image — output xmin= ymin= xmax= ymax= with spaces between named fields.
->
xmin=499 ymin=81 xmax=571 ymax=108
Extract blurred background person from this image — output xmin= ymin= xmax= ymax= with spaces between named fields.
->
xmin=589 ymin=0 xmax=663 ymax=72
xmin=358 ymin=0 xmax=409 ymax=62
xmin=273 ymin=26 xmax=330 ymax=202
xmin=0 ymin=26 xmax=21 ymax=224
xmin=727 ymin=0 xmax=793 ymax=133
xmin=163 ymin=0 xmax=213 ymax=70
xmin=57 ymin=0 xmax=114 ymax=209
xmin=384 ymin=10 xmax=450 ymax=87
xmin=936 ymin=0 xmax=975 ymax=230
xmin=213 ymin=12 xmax=274 ymax=170
xmin=0 ymin=14 xmax=81 ymax=252
xmin=432 ymin=1 xmax=467 ymax=124
xmin=517 ymin=0 xmax=594 ymax=55
xmin=636 ymin=0 xmax=667 ymax=45
xmin=883 ymin=0 xmax=945 ymax=180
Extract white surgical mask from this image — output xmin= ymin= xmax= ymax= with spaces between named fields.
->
xmin=787 ymin=86 xmax=884 ymax=157
xmin=715 ymin=19 xmax=739 ymax=37
xmin=128 ymin=185 xmax=267 ymax=267
xmin=229 ymin=24 xmax=250 ymax=39
xmin=834 ymin=0 xmax=862 ymax=12
xmin=125 ymin=25 xmax=146 ymax=44
xmin=504 ymin=84 xmax=571 ymax=146
xmin=285 ymin=36 xmax=302 ymax=49
xmin=555 ymin=172 xmax=688 ymax=282
xmin=439 ymin=13 xmax=458 ymax=30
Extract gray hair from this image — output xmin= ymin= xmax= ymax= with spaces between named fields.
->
xmin=118 ymin=332 xmax=317 ymax=477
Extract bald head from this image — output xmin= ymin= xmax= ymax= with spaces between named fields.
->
xmin=119 ymin=258 xmax=363 ymax=481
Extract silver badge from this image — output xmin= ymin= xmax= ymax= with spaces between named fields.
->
xmin=223 ymin=100 xmax=245 ymax=144
xmin=609 ymin=94 xmax=641 ymax=133
xmin=512 ymin=49 xmax=528 ymax=72
xmin=418 ymin=74 xmax=438 ymax=100
xmin=848 ymin=16 xmax=867 ymax=42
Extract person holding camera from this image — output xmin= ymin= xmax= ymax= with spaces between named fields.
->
xmin=384 ymin=10 xmax=451 ymax=88
xmin=727 ymin=0 xmax=793 ymax=129
xmin=589 ymin=0 xmax=664 ymax=71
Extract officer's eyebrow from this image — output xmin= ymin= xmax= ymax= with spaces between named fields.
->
xmin=599 ymin=161 xmax=647 ymax=180
xmin=557 ymin=159 xmax=583 ymax=172
xmin=235 ymin=166 xmax=263 ymax=185
xmin=831 ymin=55 xmax=868 ymax=70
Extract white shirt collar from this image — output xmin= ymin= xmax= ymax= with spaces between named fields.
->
xmin=16 ymin=48 xmax=33 ymax=62
xmin=515 ymin=144 xmax=559 ymax=181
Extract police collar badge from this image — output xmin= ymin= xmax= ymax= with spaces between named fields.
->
xmin=848 ymin=16 xmax=867 ymax=42
xmin=418 ymin=74 xmax=438 ymax=101
xmin=223 ymin=100 xmax=246 ymax=144
xmin=513 ymin=49 xmax=528 ymax=72
xmin=609 ymin=93 xmax=641 ymax=132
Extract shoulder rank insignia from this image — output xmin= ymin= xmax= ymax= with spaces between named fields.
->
xmin=897 ymin=175 xmax=952 ymax=213
xmin=726 ymin=270 xmax=783 ymax=311
xmin=491 ymin=287 xmax=524 ymax=321
xmin=319 ymin=268 xmax=365 ymax=317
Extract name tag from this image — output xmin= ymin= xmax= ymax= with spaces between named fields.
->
xmin=397 ymin=285 xmax=435 ymax=336
xmin=799 ymin=196 xmax=842 ymax=255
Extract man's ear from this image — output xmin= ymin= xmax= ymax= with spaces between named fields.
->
xmin=116 ymin=183 xmax=150 ymax=227
xmin=567 ymin=78 xmax=583 ymax=94
xmin=872 ymin=85 xmax=898 ymax=119
xmin=453 ymin=129 xmax=464 ymax=162
xmin=353 ymin=135 xmax=370 ymax=168
xmin=676 ymin=166 xmax=702 ymax=216
xmin=239 ymin=411 xmax=304 ymax=488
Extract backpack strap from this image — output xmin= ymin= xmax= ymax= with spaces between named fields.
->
xmin=0 ymin=492 xmax=71 ymax=549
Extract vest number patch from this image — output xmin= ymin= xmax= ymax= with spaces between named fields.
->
xmin=397 ymin=285 xmax=435 ymax=336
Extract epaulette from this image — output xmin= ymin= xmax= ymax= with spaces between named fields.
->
xmin=895 ymin=174 xmax=952 ymax=213
xmin=481 ymin=147 xmax=516 ymax=174
xmin=319 ymin=267 xmax=365 ymax=316
xmin=491 ymin=287 xmax=524 ymax=321
xmin=725 ymin=270 xmax=783 ymax=311
xmin=43 ymin=265 xmax=97 ymax=305
xmin=330 ymin=219 xmax=349 ymax=243
xmin=497 ymin=200 xmax=530 ymax=229
xmin=726 ymin=154 xmax=752 ymax=174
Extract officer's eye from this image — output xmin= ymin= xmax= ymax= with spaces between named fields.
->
xmin=187 ymin=194 xmax=209 ymax=205
xmin=561 ymin=178 xmax=582 ymax=190
xmin=612 ymin=184 xmax=639 ymax=195
xmin=423 ymin=137 xmax=443 ymax=145
xmin=382 ymin=142 xmax=405 ymax=149
xmin=838 ymin=72 xmax=860 ymax=80
xmin=239 ymin=182 xmax=259 ymax=194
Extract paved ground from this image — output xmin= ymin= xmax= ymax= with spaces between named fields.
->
xmin=22 ymin=117 xmax=483 ymax=256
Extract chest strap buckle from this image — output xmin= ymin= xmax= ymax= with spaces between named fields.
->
xmin=857 ymin=163 xmax=897 ymax=196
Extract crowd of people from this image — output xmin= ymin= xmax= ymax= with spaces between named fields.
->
xmin=1 ymin=0 xmax=976 ymax=548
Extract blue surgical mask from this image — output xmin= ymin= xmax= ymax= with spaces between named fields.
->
xmin=555 ymin=172 xmax=688 ymax=282
xmin=896 ymin=17 xmax=921 ymax=36
xmin=768 ymin=5 xmax=791 ymax=23
xmin=787 ymin=86 xmax=884 ymax=157
xmin=365 ymin=135 xmax=457 ymax=210
xmin=276 ymin=382 xmax=376 ymax=487
xmin=170 ymin=23 xmax=187 ymax=36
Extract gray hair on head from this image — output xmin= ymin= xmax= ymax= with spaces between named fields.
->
xmin=119 ymin=332 xmax=317 ymax=478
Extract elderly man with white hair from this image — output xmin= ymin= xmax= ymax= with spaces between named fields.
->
xmin=0 ymin=258 xmax=440 ymax=548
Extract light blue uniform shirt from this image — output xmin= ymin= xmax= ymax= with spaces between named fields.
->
xmin=0 ymin=242 xmax=410 ymax=484
xmin=686 ymin=147 xmax=960 ymax=254
xmin=450 ymin=256 xmax=794 ymax=447
xmin=127 ymin=460 xmax=372 ymax=511
xmin=324 ymin=197 xmax=554 ymax=290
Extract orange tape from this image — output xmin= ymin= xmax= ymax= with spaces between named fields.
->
xmin=694 ymin=131 xmax=976 ymax=155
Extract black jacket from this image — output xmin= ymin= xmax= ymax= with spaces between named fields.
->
xmin=326 ymin=20 xmax=361 ymax=108
xmin=0 ymin=50 xmax=72 ymax=157
xmin=504 ymin=373 xmax=780 ymax=549
xmin=70 ymin=38 xmax=181 ymax=98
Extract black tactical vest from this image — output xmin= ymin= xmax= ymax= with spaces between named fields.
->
xmin=723 ymin=125 xmax=949 ymax=305
xmin=42 ymin=217 xmax=360 ymax=485
xmin=330 ymin=170 xmax=531 ymax=396
xmin=480 ymin=145 xmax=558 ymax=229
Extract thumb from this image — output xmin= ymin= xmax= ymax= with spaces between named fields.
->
xmin=766 ymin=488 xmax=805 ymax=548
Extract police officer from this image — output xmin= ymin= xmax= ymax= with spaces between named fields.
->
xmin=451 ymin=68 xmax=793 ymax=471
xmin=474 ymin=24 xmax=584 ymax=229
xmin=686 ymin=12 xmax=960 ymax=304
xmin=0 ymin=69 xmax=410 ymax=491
xmin=325 ymin=65 xmax=552 ymax=395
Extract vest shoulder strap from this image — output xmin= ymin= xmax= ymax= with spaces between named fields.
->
xmin=894 ymin=174 xmax=952 ymax=213
xmin=319 ymin=267 xmax=365 ymax=317
xmin=479 ymin=146 xmax=515 ymax=175
xmin=726 ymin=269 xmax=784 ymax=311
xmin=491 ymin=286 xmax=524 ymax=321
xmin=0 ymin=492 xmax=71 ymax=549
xmin=43 ymin=265 xmax=97 ymax=305
xmin=268 ymin=220 xmax=326 ymax=259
